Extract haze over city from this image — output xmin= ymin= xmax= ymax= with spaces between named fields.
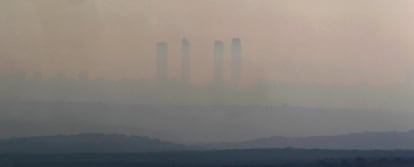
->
xmin=0 ymin=0 xmax=413 ymax=143
xmin=1 ymin=0 xmax=414 ymax=84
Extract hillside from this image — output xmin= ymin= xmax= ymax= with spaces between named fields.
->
xmin=0 ymin=133 xmax=186 ymax=153
xmin=213 ymin=131 xmax=414 ymax=150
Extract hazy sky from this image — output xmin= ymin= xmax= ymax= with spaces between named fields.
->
xmin=2 ymin=0 xmax=414 ymax=142
xmin=1 ymin=0 xmax=414 ymax=84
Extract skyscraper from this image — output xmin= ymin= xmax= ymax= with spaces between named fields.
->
xmin=407 ymin=68 xmax=414 ymax=87
xmin=214 ymin=40 xmax=224 ymax=84
xmin=181 ymin=38 xmax=190 ymax=83
xmin=156 ymin=42 xmax=168 ymax=81
xmin=231 ymin=38 xmax=242 ymax=85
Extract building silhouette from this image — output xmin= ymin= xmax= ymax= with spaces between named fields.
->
xmin=407 ymin=68 xmax=414 ymax=87
xmin=156 ymin=42 xmax=168 ymax=81
xmin=214 ymin=40 xmax=224 ymax=84
xmin=231 ymin=38 xmax=242 ymax=85
xmin=33 ymin=72 xmax=42 ymax=80
xmin=78 ymin=72 xmax=89 ymax=81
xmin=181 ymin=38 xmax=190 ymax=83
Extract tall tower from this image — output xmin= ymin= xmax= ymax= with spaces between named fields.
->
xmin=181 ymin=38 xmax=190 ymax=83
xmin=156 ymin=42 xmax=168 ymax=81
xmin=407 ymin=68 xmax=414 ymax=87
xmin=214 ymin=40 xmax=224 ymax=84
xmin=231 ymin=38 xmax=242 ymax=85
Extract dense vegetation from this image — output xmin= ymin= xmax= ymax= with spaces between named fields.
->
xmin=0 ymin=134 xmax=186 ymax=154
xmin=1 ymin=149 xmax=414 ymax=167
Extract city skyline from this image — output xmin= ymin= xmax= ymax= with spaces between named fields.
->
xmin=1 ymin=0 xmax=414 ymax=149
xmin=1 ymin=0 xmax=413 ymax=85
xmin=155 ymin=38 xmax=243 ymax=84
xmin=1 ymin=37 xmax=249 ymax=85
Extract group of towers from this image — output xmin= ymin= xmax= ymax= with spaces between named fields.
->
xmin=156 ymin=38 xmax=242 ymax=85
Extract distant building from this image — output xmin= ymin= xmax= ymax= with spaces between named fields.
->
xmin=156 ymin=42 xmax=168 ymax=80
xmin=231 ymin=38 xmax=242 ymax=85
xmin=33 ymin=72 xmax=42 ymax=80
xmin=14 ymin=72 xmax=27 ymax=81
xmin=78 ymin=72 xmax=89 ymax=81
xmin=214 ymin=40 xmax=224 ymax=84
xmin=181 ymin=39 xmax=190 ymax=83
xmin=407 ymin=68 xmax=414 ymax=87
xmin=52 ymin=73 xmax=66 ymax=81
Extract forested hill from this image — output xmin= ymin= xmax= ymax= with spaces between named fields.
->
xmin=0 ymin=134 xmax=186 ymax=153
xmin=211 ymin=131 xmax=414 ymax=150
